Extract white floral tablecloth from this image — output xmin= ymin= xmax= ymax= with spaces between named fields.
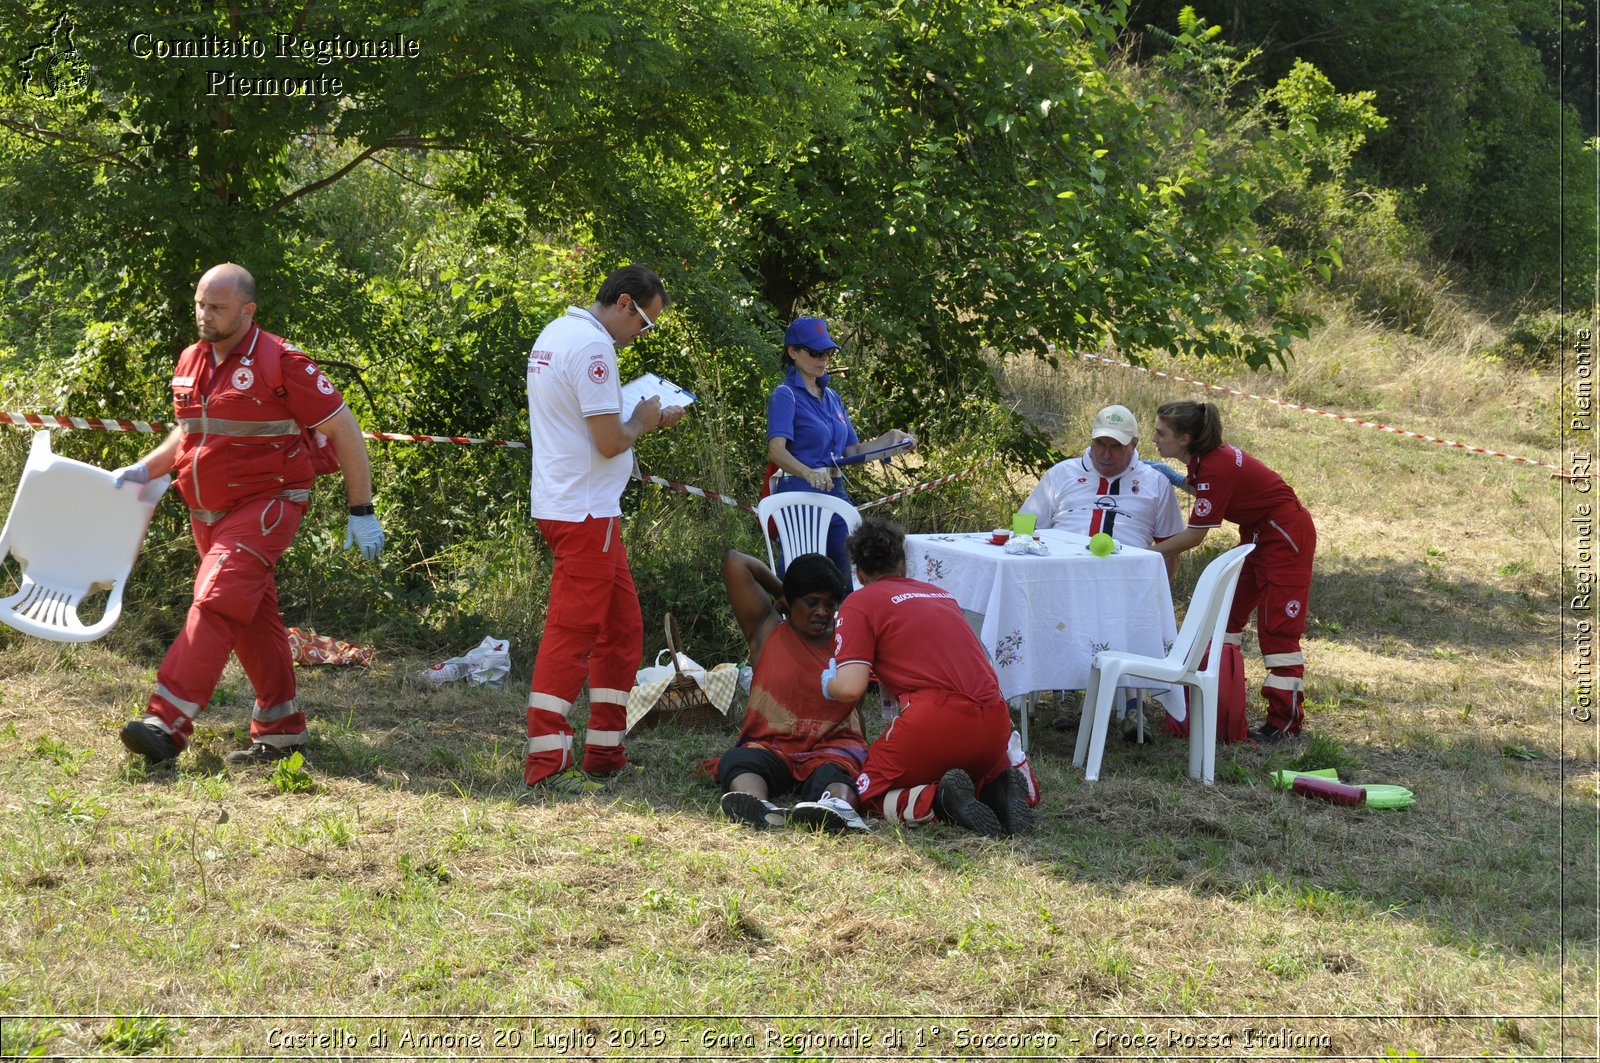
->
xmin=904 ymin=529 xmax=1178 ymax=704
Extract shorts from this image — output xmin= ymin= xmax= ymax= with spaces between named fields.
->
xmin=716 ymin=745 xmax=855 ymax=802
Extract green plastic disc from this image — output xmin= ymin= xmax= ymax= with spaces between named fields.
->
xmin=1269 ymin=768 xmax=1340 ymax=791
xmin=1362 ymin=784 xmax=1414 ymax=809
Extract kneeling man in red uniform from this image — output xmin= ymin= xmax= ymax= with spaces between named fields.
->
xmin=115 ymin=263 xmax=384 ymax=767
xmin=822 ymin=519 xmax=1032 ymax=837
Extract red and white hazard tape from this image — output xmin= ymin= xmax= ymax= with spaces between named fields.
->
xmin=366 ymin=429 xmax=528 ymax=448
xmin=1064 ymin=350 xmax=1572 ymax=476
xmin=636 ymin=467 xmax=757 ymax=514
xmin=0 ymin=411 xmax=540 ymax=450
xmin=857 ymin=455 xmax=1000 ymax=510
xmin=1 ymin=410 xmax=998 ymax=517
xmin=0 ymin=411 xmax=169 ymax=434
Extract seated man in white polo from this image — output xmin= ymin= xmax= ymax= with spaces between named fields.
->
xmin=1019 ymin=403 xmax=1186 ymax=730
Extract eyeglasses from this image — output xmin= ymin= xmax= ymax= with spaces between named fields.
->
xmin=801 ymin=347 xmax=833 ymax=358
xmin=630 ymin=297 xmax=656 ymax=334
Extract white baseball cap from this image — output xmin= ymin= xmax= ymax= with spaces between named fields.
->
xmin=1090 ymin=404 xmax=1139 ymax=445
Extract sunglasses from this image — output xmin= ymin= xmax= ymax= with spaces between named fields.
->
xmin=630 ymin=297 xmax=656 ymax=333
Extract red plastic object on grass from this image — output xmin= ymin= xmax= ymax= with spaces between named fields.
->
xmin=1291 ymin=775 xmax=1366 ymax=807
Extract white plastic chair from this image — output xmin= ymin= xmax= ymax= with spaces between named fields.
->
xmin=1073 ymin=543 xmax=1255 ymax=785
xmin=0 ymin=431 xmax=170 ymax=642
xmin=756 ymin=492 xmax=862 ymax=582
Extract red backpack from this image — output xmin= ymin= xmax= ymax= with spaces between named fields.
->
xmin=258 ymin=339 xmax=341 ymax=476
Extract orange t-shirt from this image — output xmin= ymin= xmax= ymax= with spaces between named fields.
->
xmin=738 ymin=621 xmax=867 ymax=779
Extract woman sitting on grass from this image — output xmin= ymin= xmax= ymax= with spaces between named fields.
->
xmin=822 ymin=519 xmax=1032 ymax=837
xmin=714 ymin=551 xmax=870 ymax=833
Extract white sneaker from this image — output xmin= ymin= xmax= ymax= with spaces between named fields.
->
xmin=720 ymin=791 xmax=788 ymax=829
xmin=791 ymin=792 xmax=871 ymax=834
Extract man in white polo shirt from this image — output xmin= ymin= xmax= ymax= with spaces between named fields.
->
xmin=1019 ymin=403 xmax=1185 ymax=573
xmin=1019 ymin=404 xmax=1186 ymax=730
xmin=523 ymin=264 xmax=685 ymax=796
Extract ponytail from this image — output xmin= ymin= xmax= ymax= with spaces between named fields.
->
xmin=1156 ymin=400 xmax=1224 ymax=457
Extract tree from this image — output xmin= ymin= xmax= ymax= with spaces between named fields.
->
xmin=1127 ymin=0 xmax=1597 ymax=305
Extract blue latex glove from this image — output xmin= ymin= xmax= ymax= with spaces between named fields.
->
xmin=344 ymin=513 xmax=384 ymax=560
xmin=111 ymin=462 xmax=149 ymax=489
xmin=820 ymin=657 xmax=840 ymax=701
xmin=1150 ymin=461 xmax=1186 ymax=488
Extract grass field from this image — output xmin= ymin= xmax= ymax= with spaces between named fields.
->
xmin=0 ymin=301 xmax=1594 ymax=1061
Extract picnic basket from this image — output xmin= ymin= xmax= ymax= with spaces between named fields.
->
xmin=637 ymin=613 xmax=728 ymax=730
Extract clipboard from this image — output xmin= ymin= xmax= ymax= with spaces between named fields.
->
xmin=834 ymin=438 xmax=915 ymax=466
xmin=620 ymin=372 xmax=696 ymax=419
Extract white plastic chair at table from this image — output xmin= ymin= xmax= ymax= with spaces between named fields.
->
xmin=1073 ymin=543 xmax=1255 ymax=785
xmin=0 ymin=431 xmax=170 ymax=642
xmin=756 ymin=492 xmax=862 ymax=582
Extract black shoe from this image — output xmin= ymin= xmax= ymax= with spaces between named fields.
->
xmin=224 ymin=742 xmax=299 ymax=766
xmin=932 ymin=769 xmax=1003 ymax=837
xmin=120 ymin=719 xmax=179 ymax=766
xmin=790 ymin=792 xmax=871 ymax=833
xmin=978 ymin=768 xmax=1035 ymax=837
xmin=1248 ymin=723 xmax=1293 ymax=744
xmin=720 ymin=791 xmax=788 ymax=829
xmin=1051 ymin=690 xmax=1084 ymax=731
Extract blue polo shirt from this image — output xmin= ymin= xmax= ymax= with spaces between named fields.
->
xmin=766 ymin=365 xmax=858 ymax=468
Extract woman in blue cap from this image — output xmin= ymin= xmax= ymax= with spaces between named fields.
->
xmin=765 ymin=317 xmax=914 ymax=581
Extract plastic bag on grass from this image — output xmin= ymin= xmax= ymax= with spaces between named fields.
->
xmin=417 ymin=636 xmax=511 ymax=688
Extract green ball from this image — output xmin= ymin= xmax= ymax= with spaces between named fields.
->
xmin=1089 ymin=532 xmax=1115 ymax=557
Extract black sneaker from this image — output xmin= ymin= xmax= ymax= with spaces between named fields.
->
xmin=224 ymin=742 xmax=299 ymax=766
xmin=120 ymin=719 xmax=179 ymax=766
xmin=1248 ymin=723 xmax=1293 ymax=744
xmin=932 ymin=769 xmax=1003 ymax=837
xmin=978 ymin=768 xmax=1035 ymax=837
xmin=720 ymin=791 xmax=788 ymax=829
xmin=790 ymin=792 xmax=871 ymax=833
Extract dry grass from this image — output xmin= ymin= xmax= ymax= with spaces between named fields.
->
xmin=0 ymin=298 xmax=1594 ymax=1060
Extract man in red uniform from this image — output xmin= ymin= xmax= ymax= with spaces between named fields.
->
xmin=822 ymin=519 xmax=1032 ymax=837
xmin=114 ymin=263 xmax=383 ymax=767
xmin=522 ymin=265 xmax=686 ymax=796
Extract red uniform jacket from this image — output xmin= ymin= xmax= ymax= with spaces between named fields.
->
xmin=169 ymin=326 xmax=345 ymax=516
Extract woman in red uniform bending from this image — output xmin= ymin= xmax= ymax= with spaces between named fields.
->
xmin=1148 ymin=401 xmax=1316 ymax=741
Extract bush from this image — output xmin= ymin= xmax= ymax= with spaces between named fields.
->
xmin=1489 ymin=310 xmax=1592 ymax=369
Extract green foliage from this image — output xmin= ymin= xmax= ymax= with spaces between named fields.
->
xmin=1488 ymin=309 xmax=1592 ymax=368
xmin=98 ymin=1010 xmax=181 ymax=1055
xmin=711 ymin=0 xmax=1318 ymax=380
xmin=30 ymin=735 xmax=91 ymax=775
xmin=266 ymin=751 xmax=316 ymax=794
xmin=1285 ymin=732 xmax=1360 ymax=776
xmin=1134 ymin=0 xmax=1597 ymax=306
xmin=0 ymin=1018 xmax=62 ymax=1061
xmin=33 ymin=785 xmax=107 ymax=824
xmin=397 ymin=852 xmax=453 ymax=885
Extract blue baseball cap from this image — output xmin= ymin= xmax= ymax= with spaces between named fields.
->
xmin=784 ymin=316 xmax=838 ymax=352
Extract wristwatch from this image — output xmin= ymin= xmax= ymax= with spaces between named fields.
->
xmin=348 ymin=503 xmax=376 ymax=516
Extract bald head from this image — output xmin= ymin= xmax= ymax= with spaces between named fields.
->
xmin=194 ymin=263 xmax=257 ymax=356
xmin=199 ymin=263 xmax=256 ymax=302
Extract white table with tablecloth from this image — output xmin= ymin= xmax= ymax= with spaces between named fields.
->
xmin=903 ymin=528 xmax=1179 ymax=747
